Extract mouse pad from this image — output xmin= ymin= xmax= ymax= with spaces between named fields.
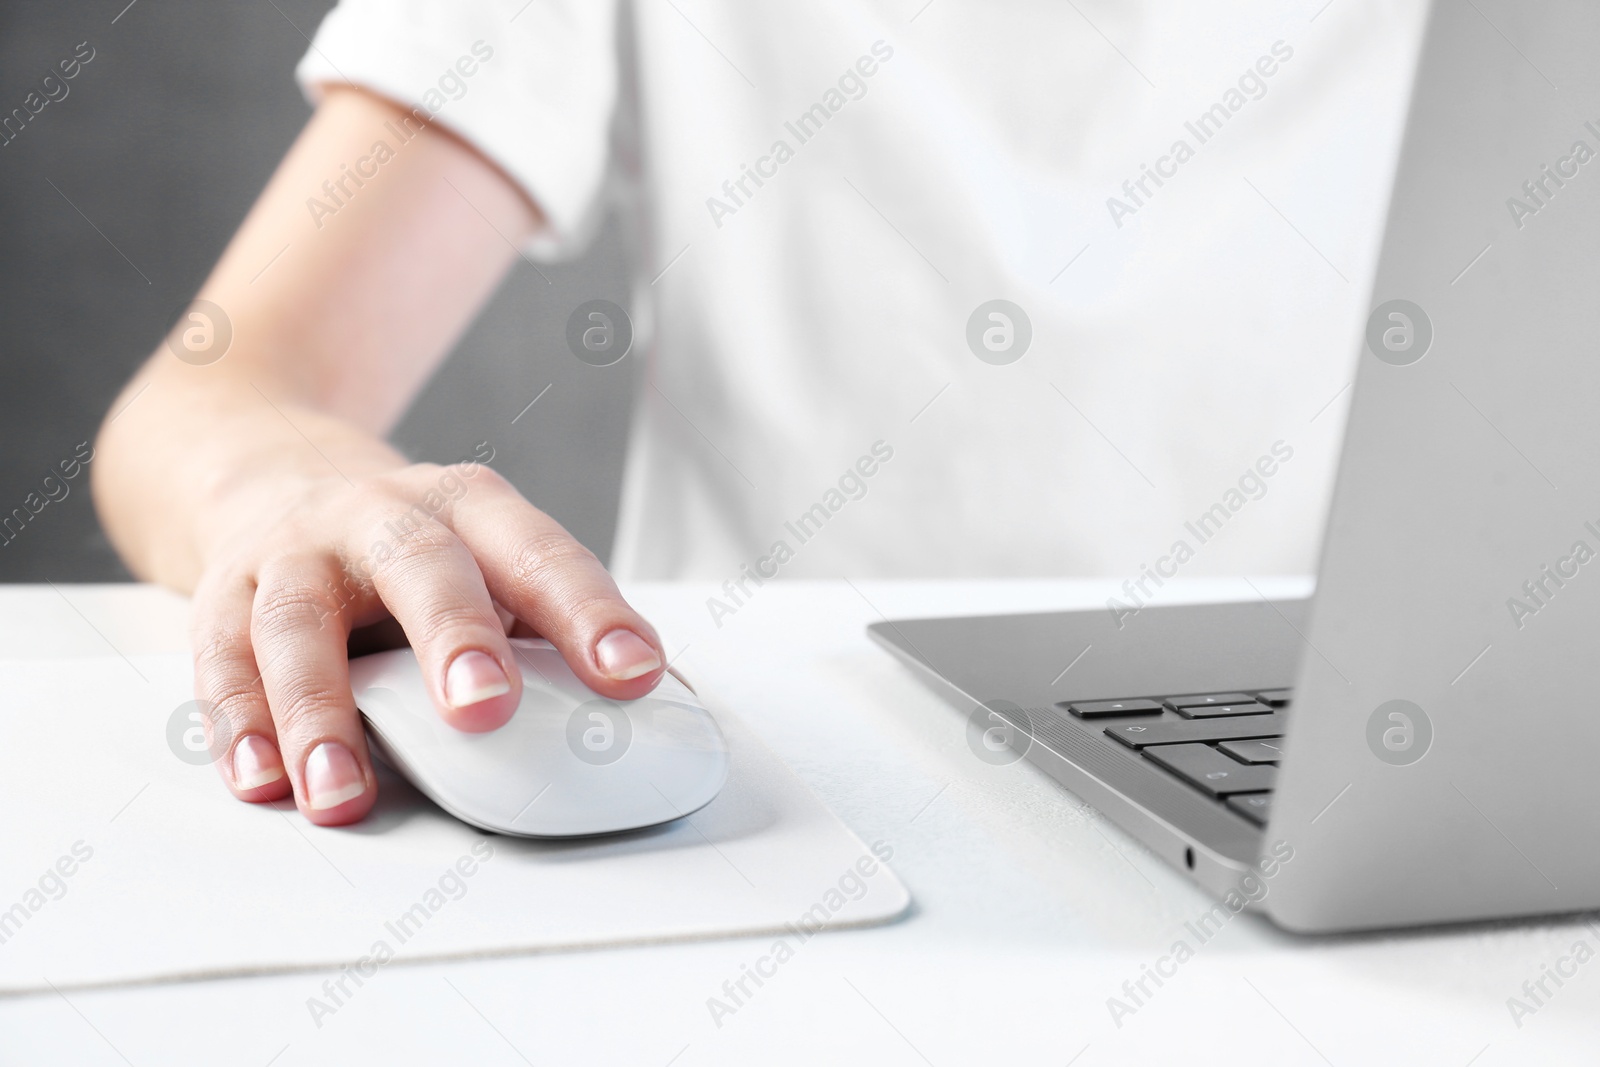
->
xmin=0 ymin=655 xmax=910 ymax=994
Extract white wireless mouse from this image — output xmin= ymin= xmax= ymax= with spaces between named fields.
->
xmin=348 ymin=637 xmax=729 ymax=837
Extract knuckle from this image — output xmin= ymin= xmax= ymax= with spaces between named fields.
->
xmin=468 ymin=464 xmax=512 ymax=494
xmin=402 ymin=462 xmax=446 ymax=483
xmin=507 ymin=530 xmax=599 ymax=589
xmin=253 ymin=576 xmax=340 ymax=638
xmin=186 ymin=635 xmax=267 ymax=736
xmin=372 ymin=531 xmax=467 ymax=601
xmin=207 ymin=685 xmax=266 ymax=730
xmin=190 ymin=565 xmax=242 ymax=607
xmin=191 ymin=626 xmax=252 ymax=680
xmin=411 ymin=599 xmax=498 ymax=643
xmin=387 ymin=520 xmax=458 ymax=559
xmin=347 ymin=480 xmax=403 ymax=514
xmin=269 ymin=677 xmax=354 ymax=738
xmin=557 ymin=586 xmax=621 ymax=626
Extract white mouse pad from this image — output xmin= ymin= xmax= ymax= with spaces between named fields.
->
xmin=0 ymin=655 xmax=910 ymax=994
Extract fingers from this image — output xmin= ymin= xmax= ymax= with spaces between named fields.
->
xmin=189 ymin=576 xmax=291 ymax=803
xmin=185 ymin=462 xmax=661 ymax=831
xmin=451 ymin=470 xmax=666 ymax=699
xmin=250 ymin=557 xmax=376 ymax=826
xmin=360 ymin=518 xmax=521 ymax=732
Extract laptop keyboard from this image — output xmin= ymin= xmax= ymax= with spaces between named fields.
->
xmin=1060 ymin=688 xmax=1291 ymax=826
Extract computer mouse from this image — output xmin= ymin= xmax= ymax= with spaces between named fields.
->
xmin=348 ymin=637 xmax=729 ymax=837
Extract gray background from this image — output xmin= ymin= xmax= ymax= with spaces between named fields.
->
xmin=0 ymin=0 xmax=634 ymax=582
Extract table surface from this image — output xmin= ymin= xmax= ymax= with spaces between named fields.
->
xmin=2 ymin=579 xmax=1597 ymax=1066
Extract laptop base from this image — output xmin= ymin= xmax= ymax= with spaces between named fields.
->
xmin=868 ymin=599 xmax=1306 ymax=907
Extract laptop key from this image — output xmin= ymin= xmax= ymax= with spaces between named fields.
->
xmin=1173 ymin=700 xmax=1272 ymax=719
xmin=1163 ymin=692 xmax=1257 ymax=710
xmin=1105 ymin=711 xmax=1286 ymax=749
xmin=1065 ymin=698 xmax=1164 ymax=718
xmin=1143 ymin=743 xmax=1278 ymax=797
xmin=1218 ymin=739 xmax=1285 ymax=764
xmin=1254 ymin=689 xmax=1292 ymax=707
xmin=1227 ymin=793 xmax=1273 ymax=826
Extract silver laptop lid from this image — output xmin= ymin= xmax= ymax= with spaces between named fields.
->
xmin=1269 ymin=0 xmax=1600 ymax=930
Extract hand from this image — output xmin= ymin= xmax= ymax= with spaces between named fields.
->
xmin=85 ymin=87 xmax=648 ymax=825
xmin=188 ymin=460 xmax=665 ymax=825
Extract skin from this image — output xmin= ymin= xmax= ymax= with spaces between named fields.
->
xmin=92 ymin=86 xmax=665 ymax=826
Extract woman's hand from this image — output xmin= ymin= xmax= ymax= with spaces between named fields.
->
xmin=91 ymin=86 xmax=658 ymax=824
xmin=188 ymin=461 xmax=663 ymax=825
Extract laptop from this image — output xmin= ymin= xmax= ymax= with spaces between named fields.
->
xmin=870 ymin=0 xmax=1600 ymax=933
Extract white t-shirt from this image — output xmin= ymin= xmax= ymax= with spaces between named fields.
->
xmin=297 ymin=1 xmax=1430 ymax=583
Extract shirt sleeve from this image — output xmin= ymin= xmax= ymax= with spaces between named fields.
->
xmin=295 ymin=0 xmax=619 ymax=259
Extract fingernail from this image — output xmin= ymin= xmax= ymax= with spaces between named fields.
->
xmin=305 ymin=742 xmax=366 ymax=810
xmin=445 ymin=650 xmax=511 ymax=708
xmin=232 ymin=734 xmax=285 ymax=791
xmin=595 ymin=629 xmax=661 ymax=681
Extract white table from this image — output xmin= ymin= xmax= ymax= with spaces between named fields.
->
xmin=3 ymin=580 xmax=1596 ymax=1066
